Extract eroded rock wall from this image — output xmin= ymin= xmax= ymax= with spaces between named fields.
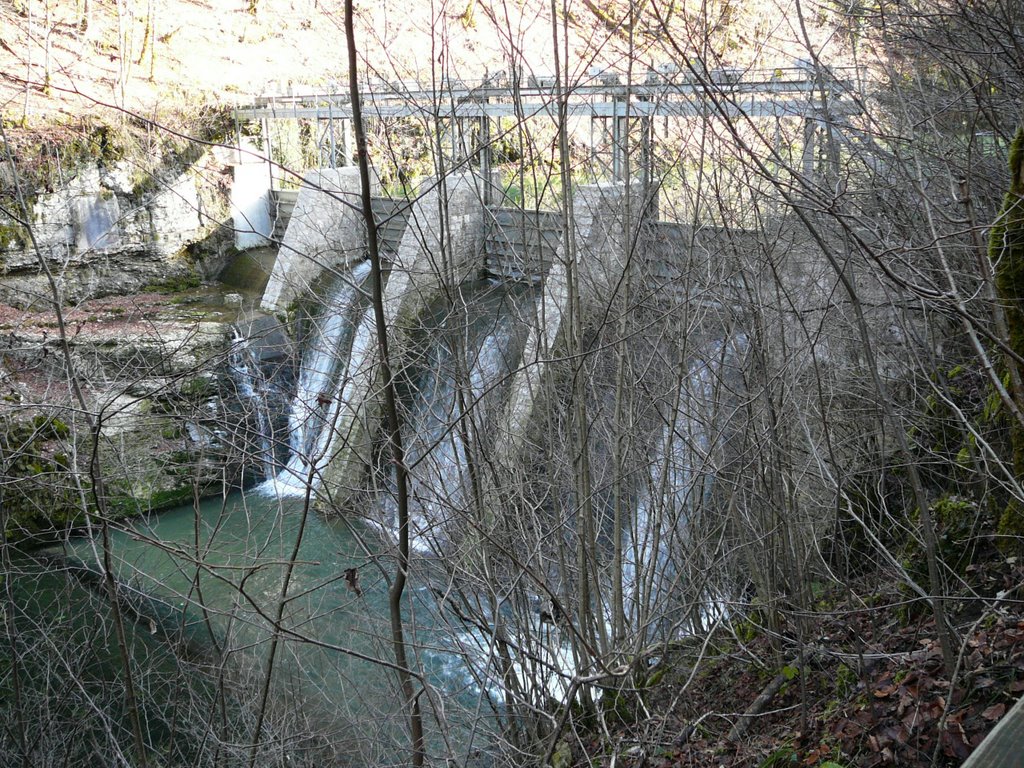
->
xmin=0 ymin=293 xmax=275 ymax=544
xmin=0 ymin=148 xmax=235 ymax=309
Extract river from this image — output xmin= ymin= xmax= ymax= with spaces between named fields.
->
xmin=41 ymin=490 xmax=500 ymax=764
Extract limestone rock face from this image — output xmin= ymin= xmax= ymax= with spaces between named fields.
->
xmin=0 ymin=152 xmax=232 ymax=309
xmin=0 ymin=294 xmax=272 ymax=541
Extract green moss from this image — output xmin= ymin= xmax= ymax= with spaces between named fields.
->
xmin=32 ymin=413 xmax=70 ymax=438
xmin=990 ymin=126 xmax=1024 ymax=552
xmin=644 ymin=667 xmax=667 ymax=688
xmin=932 ymin=494 xmax=973 ymax=527
xmin=142 ymin=272 xmax=202 ymax=293
xmin=0 ymin=219 xmax=28 ymax=250
xmin=106 ymin=485 xmax=195 ymax=518
xmin=131 ymin=169 xmax=161 ymax=198
xmin=0 ymin=411 xmax=206 ymax=544
xmin=600 ymin=689 xmax=638 ymax=725
xmin=998 ymin=504 xmax=1024 ymax=552
xmin=732 ymin=608 xmax=766 ymax=644
xmin=902 ymin=494 xmax=987 ymax=585
xmin=92 ymin=124 xmax=127 ymax=165
xmin=179 ymin=377 xmax=211 ymax=399
xmin=0 ymin=414 xmax=85 ymax=540
xmin=550 ymin=741 xmax=572 ymax=768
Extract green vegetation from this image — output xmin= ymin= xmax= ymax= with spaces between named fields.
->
xmin=0 ymin=405 xmax=223 ymax=545
xmin=990 ymin=127 xmax=1024 ymax=550
xmin=179 ymin=376 xmax=212 ymax=399
xmin=0 ymin=218 xmax=28 ymax=249
xmin=1 ymin=413 xmax=84 ymax=541
xmin=142 ymin=271 xmax=202 ymax=294
xmin=1 ymin=103 xmax=232 ymax=215
xmin=106 ymin=485 xmax=197 ymax=518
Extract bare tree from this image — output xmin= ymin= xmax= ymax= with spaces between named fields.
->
xmin=3 ymin=0 xmax=1024 ymax=765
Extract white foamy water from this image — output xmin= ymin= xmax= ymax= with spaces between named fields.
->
xmin=256 ymin=261 xmax=373 ymax=498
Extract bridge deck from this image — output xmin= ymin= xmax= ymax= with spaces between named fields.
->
xmin=233 ymin=67 xmax=862 ymax=122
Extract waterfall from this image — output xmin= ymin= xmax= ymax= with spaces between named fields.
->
xmin=413 ymin=327 xmax=510 ymax=525
xmin=228 ymin=330 xmax=277 ymax=480
xmin=373 ymin=289 xmax=527 ymax=553
xmin=258 ymin=261 xmax=373 ymax=497
xmin=625 ymin=336 xmax=744 ymax=630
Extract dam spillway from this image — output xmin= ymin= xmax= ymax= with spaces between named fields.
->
xmin=238 ymin=157 xmax=759 ymax=650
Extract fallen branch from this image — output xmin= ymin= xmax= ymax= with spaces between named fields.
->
xmin=727 ymin=662 xmax=796 ymax=743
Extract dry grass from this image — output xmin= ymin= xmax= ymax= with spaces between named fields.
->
xmin=0 ymin=0 xmax=562 ymax=128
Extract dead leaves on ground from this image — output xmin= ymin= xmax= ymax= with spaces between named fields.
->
xmin=821 ymin=618 xmax=1024 ymax=766
xmin=599 ymin=597 xmax=1024 ymax=768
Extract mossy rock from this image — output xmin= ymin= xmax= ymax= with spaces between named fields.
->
xmin=105 ymin=485 xmax=196 ymax=518
xmin=600 ymin=688 xmax=641 ymax=726
xmin=142 ymin=271 xmax=202 ymax=294
xmin=179 ymin=376 xmax=213 ymax=399
xmin=550 ymin=740 xmax=572 ymax=768
xmin=0 ymin=218 xmax=28 ymax=250
xmin=0 ymin=412 xmax=87 ymax=541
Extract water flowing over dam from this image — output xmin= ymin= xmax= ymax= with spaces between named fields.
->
xmin=242 ymin=165 xmax=754 ymax=633
xmin=28 ymin=155 xmax=773 ymax=768
xmin=8 ymin=1 xmax=1019 ymax=758
xmin=260 ymin=261 xmax=374 ymax=496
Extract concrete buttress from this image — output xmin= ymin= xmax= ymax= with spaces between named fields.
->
xmin=261 ymin=167 xmax=367 ymax=313
xmin=318 ymin=172 xmax=489 ymax=505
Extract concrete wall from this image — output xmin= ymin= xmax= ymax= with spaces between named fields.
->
xmin=260 ymin=167 xmax=367 ymax=312
xmin=231 ymin=160 xmax=273 ymax=250
xmin=320 ymin=172 xmax=490 ymax=503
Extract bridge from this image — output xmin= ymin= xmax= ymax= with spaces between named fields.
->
xmin=230 ymin=65 xmax=861 ymax=211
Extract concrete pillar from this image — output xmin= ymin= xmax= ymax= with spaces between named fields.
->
xmin=612 ymin=102 xmax=628 ymax=181
xmin=327 ymin=110 xmax=337 ymax=168
xmin=479 ymin=115 xmax=493 ymax=205
xmin=260 ymin=167 xmax=364 ymax=312
xmin=320 ymin=171 xmax=489 ymax=504
xmin=342 ymin=119 xmax=352 ymax=166
xmin=500 ymin=181 xmax=643 ymax=459
xmin=263 ymin=118 xmax=275 ymax=190
xmin=231 ymin=153 xmax=274 ymax=251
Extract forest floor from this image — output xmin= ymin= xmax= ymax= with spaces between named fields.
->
xmin=577 ymin=552 xmax=1024 ymax=767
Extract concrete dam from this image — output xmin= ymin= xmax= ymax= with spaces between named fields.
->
xmin=240 ymin=166 xmax=748 ymax=512
xmin=225 ymin=66 xmax=855 ymax=628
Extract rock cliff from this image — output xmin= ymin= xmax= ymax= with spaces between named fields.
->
xmin=0 ymin=144 xmax=237 ymax=308
xmin=0 ymin=139 xmax=282 ymax=543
